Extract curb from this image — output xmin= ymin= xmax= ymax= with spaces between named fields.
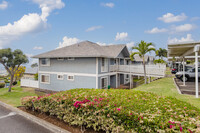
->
xmin=0 ymin=101 xmax=70 ymax=133
xmin=173 ymin=78 xmax=182 ymax=94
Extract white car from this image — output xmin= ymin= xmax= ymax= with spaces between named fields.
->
xmin=175 ymin=67 xmax=200 ymax=82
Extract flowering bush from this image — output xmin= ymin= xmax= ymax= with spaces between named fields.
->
xmin=22 ymin=89 xmax=200 ymax=132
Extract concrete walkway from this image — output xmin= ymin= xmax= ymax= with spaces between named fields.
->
xmin=175 ymin=78 xmax=200 ymax=95
xmin=0 ymin=105 xmax=52 ymax=133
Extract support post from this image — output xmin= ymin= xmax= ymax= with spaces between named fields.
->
xmin=183 ymin=57 xmax=185 ymax=86
xmin=129 ymin=74 xmax=132 ymax=89
xmin=148 ymin=76 xmax=151 ymax=83
xmin=116 ymin=74 xmax=118 ymax=88
xmin=195 ymin=51 xmax=199 ymax=98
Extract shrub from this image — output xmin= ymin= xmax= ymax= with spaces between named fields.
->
xmin=22 ymin=89 xmax=200 ymax=133
xmin=12 ymin=81 xmax=17 ymax=85
xmin=34 ymin=73 xmax=38 ymax=81
xmin=0 ymin=83 xmax=5 ymax=88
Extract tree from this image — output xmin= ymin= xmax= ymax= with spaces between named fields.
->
xmin=156 ymin=48 xmax=167 ymax=59
xmin=31 ymin=63 xmax=38 ymax=68
xmin=0 ymin=48 xmax=28 ymax=92
xmin=154 ymin=59 xmax=166 ymax=64
xmin=10 ymin=66 xmax=26 ymax=82
xmin=130 ymin=40 xmax=155 ymax=84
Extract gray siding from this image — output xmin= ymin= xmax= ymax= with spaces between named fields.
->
xmin=39 ymin=58 xmax=96 ymax=74
xmin=39 ymin=74 xmax=96 ymax=91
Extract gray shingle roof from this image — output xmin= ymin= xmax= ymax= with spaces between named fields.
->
xmin=33 ymin=41 xmax=129 ymax=58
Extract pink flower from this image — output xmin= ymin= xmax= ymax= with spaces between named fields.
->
xmin=99 ymin=98 xmax=103 ymax=101
xmin=184 ymin=107 xmax=187 ymax=109
xmin=170 ymin=125 xmax=173 ymax=128
xmin=188 ymin=129 xmax=192 ymax=133
xmin=130 ymin=113 xmax=132 ymax=115
xmin=94 ymin=99 xmax=98 ymax=102
xmin=116 ymin=108 xmax=120 ymax=111
xmin=180 ymin=126 xmax=183 ymax=132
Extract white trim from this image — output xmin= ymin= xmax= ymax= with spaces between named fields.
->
xmin=67 ymin=75 xmax=74 ymax=81
xmin=96 ymin=57 xmax=98 ymax=89
xmin=40 ymin=74 xmax=50 ymax=84
xmin=100 ymin=76 xmax=108 ymax=89
xmin=39 ymin=71 xmax=96 ymax=77
xmin=101 ymin=58 xmax=108 ymax=72
xmin=57 ymin=74 xmax=64 ymax=80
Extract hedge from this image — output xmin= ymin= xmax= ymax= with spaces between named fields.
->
xmin=0 ymin=83 xmax=5 ymax=88
xmin=22 ymin=89 xmax=200 ymax=133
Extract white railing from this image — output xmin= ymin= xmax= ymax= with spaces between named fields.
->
xmin=110 ymin=64 xmax=166 ymax=77
xmin=21 ymin=79 xmax=39 ymax=88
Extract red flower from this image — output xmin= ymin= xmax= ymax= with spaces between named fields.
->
xmin=169 ymin=125 xmax=173 ymax=128
xmin=180 ymin=126 xmax=183 ymax=132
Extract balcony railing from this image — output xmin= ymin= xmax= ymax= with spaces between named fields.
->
xmin=110 ymin=64 xmax=166 ymax=77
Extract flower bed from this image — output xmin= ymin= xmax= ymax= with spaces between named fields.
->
xmin=21 ymin=89 xmax=200 ymax=132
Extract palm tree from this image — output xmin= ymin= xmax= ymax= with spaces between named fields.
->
xmin=130 ymin=40 xmax=155 ymax=84
xmin=156 ymin=48 xmax=167 ymax=59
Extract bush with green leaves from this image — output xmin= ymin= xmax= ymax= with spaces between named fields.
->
xmin=0 ymin=83 xmax=5 ymax=88
xmin=22 ymin=89 xmax=200 ymax=133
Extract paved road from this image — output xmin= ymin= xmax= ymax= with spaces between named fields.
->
xmin=0 ymin=105 xmax=52 ymax=133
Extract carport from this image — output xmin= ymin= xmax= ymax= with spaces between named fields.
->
xmin=168 ymin=41 xmax=200 ymax=98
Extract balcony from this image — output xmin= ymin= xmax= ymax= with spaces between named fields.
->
xmin=110 ymin=64 xmax=166 ymax=77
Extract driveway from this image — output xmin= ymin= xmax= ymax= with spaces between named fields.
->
xmin=175 ymin=78 xmax=200 ymax=95
xmin=0 ymin=105 xmax=52 ymax=133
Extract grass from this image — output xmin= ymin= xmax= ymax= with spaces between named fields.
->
xmin=134 ymin=77 xmax=200 ymax=109
xmin=0 ymin=86 xmax=38 ymax=107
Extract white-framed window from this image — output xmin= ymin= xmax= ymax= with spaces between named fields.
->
xmin=101 ymin=77 xmax=108 ymax=89
xmin=57 ymin=74 xmax=64 ymax=80
xmin=101 ymin=58 xmax=108 ymax=72
xmin=68 ymin=57 xmax=75 ymax=60
xmin=40 ymin=58 xmax=50 ymax=66
xmin=67 ymin=75 xmax=74 ymax=81
xmin=40 ymin=74 xmax=50 ymax=84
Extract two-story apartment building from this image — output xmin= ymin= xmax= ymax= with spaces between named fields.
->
xmin=33 ymin=41 xmax=130 ymax=91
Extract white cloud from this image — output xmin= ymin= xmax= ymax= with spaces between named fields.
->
xmin=168 ymin=34 xmax=194 ymax=44
xmin=33 ymin=46 xmax=43 ymax=50
xmin=58 ymin=36 xmax=80 ymax=48
xmin=115 ymin=32 xmax=128 ymax=41
xmin=145 ymin=27 xmax=168 ymax=34
xmin=158 ymin=13 xmax=187 ymax=23
xmin=101 ymin=3 xmax=114 ymax=8
xmin=174 ymin=24 xmax=195 ymax=33
xmin=32 ymin=0 xmax=65 ymax=21
xmin=26 ymin=53 xmax=38 ymax=66
xmin=126 ymin=42 xmax=134 ymax=50
xmin=0 ymin=0 xmax=65 ymax=48
xmin=191 ymin=17 xmax=200 ymax=21
xmin=86 ymin=26 xmax=103 ymax=32
xmin=0 ymin=1 xmax=8 ymax=10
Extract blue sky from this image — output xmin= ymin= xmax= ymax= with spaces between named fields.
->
xmin=0 ymin=0 xmax=200 ymax=67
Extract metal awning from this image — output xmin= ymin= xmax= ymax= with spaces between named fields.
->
xmin=168 ymin=41 xmax=200 ymax=98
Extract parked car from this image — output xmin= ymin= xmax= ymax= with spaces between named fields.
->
xmin=171 ymin=66 xmax=193 ymax=74
xmin=175 ymin=67 xmax=200 ymax=82
xmin=171 ymin=68 xmax=178 ymax=74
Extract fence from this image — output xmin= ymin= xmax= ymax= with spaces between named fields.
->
xmin=21 ymin=79 xmax=39 ymax=88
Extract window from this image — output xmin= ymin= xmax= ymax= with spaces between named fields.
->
xmin=41 ymin=58 xmax=50 ymax=66
xmin=101 ymin=58 xmax=108 ymax=72
xmin=101 ymin=77 xmax=108 ymax=89
xmin=67 ymin=75 xmax=74 ymax=81
xmin=57 ymin=74 xmax=64 ymax=80
xmin=41 ymin=74 xmax=50 ymax=84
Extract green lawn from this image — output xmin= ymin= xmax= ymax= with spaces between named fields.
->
xmin=134 ymin=77 xmax=200 ymax=109
xmin=0 ymin=86 xmax=38 ymax=107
